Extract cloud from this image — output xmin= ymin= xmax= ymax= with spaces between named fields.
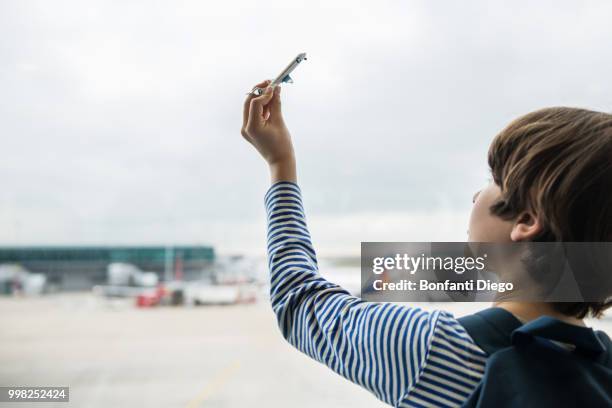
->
xmin=0 ymin=0 xmax=611 ymax=254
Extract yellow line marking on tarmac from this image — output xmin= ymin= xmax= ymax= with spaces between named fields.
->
xmin=186 ymin=360 xmax=241 ymax=408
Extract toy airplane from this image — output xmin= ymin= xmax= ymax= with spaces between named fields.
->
xmin=250 ymin=52 xmax=307 ymax=96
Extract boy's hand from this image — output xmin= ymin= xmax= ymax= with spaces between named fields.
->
xmin=242 ymin=80 xmax=296 ymax=183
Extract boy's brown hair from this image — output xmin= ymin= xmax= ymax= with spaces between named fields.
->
xmin=488 ymin=107 xmax=612 ymax=318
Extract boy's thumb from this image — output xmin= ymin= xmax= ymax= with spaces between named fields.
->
xmin=270 ymin=86 xmax=282 ymax=112
xmin=262 ymin=85 xmax=274 ymax=99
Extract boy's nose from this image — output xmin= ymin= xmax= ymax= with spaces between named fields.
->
xmin=472 ymin=190 xmax=481 ymax=203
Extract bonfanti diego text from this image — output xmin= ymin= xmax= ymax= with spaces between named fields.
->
xmin=372 ymin=279 xmax=514 ymax=293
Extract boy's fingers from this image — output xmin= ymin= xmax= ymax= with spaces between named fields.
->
xmin=243 ymin=80 xmax=271 ymax=129
xmin=247 ymin=86 xmax=274 ymax=131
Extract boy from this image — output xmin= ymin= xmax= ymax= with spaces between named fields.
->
xmin=240 ymin=80 xmax=611 ymax=407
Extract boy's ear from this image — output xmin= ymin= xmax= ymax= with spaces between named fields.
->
xmin=510 ymin=211 xmax=543 ymax=241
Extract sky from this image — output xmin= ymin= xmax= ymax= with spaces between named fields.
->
xmin=0 ymin=0 xmax=611 ymax=255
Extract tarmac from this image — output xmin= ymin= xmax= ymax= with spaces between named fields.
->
xmin=0 ymin=294 xmax=610 ymax=407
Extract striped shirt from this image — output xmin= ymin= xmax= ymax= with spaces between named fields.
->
xmin=265 ymin=181 xmax=489 ymax=407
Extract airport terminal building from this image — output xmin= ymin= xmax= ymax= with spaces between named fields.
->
xmin=0 ymin=246 xmax=215 ymax=291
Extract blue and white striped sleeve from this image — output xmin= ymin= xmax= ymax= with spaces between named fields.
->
xmin=265 ymin=181 xmax=448 ymax=406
